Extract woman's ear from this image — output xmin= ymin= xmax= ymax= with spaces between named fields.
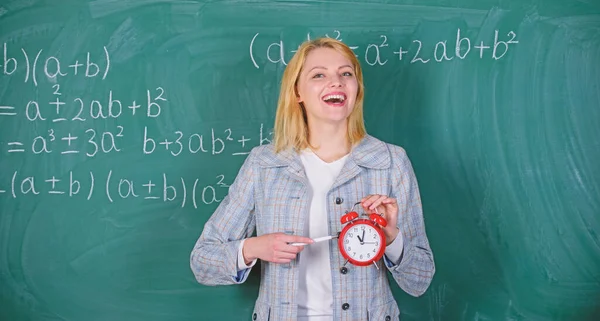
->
xmin=295 ymin=86 xmax=303 ymax=103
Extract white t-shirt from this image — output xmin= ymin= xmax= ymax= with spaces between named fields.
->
xmin=296 ymin=149 xmax=348 ymax=321
xmin=237 ymin=149 xmax=404 ymax=321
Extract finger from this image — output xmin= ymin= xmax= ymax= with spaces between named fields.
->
xmin=369 ymin=195 xmax=387 ymax=210
xmin=276 ymin=243 xmax=303 ymax=253
xmin=282 ymin=235 xmax=314 ymax=245
xmin=381 ymin=198 xmax=397 ymax=205
xmin=361 ymin=194 xmax=381 ymax=209
xmin=368 ymin=195 xmax=389 ymax=211
xmin=360 ymin=194 xmax=373 ymax=203
xmin=382 ymin=199 xmax=398 ymax=213
xmin=270 ymin=255 xmax=290 ymax=264
xmin=382 ymin=205 xmax=398 ymax=216
xmin=280 ymin=244 xmax=306 ymax=254
xmin=276 ymin=251 xmax=298 ymax=261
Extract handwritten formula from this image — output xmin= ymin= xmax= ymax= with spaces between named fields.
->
xmin=0 ymin=171 xmax=230 ymax=209
xmin=2 ymin=28 xmax=518 ymax=209
xmin=249 ymin=29 xmax=518 ymax=68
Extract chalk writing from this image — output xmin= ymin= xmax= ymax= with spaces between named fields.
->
xmin=1 ymin=171 xmax=231 ymax=209
xmin=143 ymin=123 xmax=272 ymax=156
xmin=3 ymin=123 xmax=272 ymax=157
xmin=0 ymin=105 xmax=16 ymax=116
xmin=1 ymin=43 xmax=111 ymax=86
xmin=4 ymin=126 xmax=125 ymax=156
xmin=3 ymin=86 xmax=167 ymax=122
xmin=249 ymin=29 xmax=519 ymax=68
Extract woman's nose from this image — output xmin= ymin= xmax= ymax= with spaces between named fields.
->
xmin=329 ymin=75 xmax=343 ymax=87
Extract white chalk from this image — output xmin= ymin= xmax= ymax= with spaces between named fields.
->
xmin=290 ymin=235 xmax=337 ymax=246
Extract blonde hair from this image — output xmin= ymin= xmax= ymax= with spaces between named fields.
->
xmin=273 ymin=37 xmax=366 ymax=153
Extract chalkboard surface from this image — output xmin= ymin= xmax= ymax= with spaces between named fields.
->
xmin=1 ymin=1 xmax=599 ymax=320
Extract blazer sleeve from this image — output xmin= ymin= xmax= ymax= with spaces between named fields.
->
xmin=190 ymin=148 xmax=258 ymax=286
xmin=384 ymin=146 xmax=435 ymax=297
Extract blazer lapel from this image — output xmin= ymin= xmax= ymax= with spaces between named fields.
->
xmin=256 ymin=145 xmax=308 ymax=184
xmin=331 ymin=135 xmax=391 ymax=190
xmin=256 ymin=134 xmax=391 ymax=189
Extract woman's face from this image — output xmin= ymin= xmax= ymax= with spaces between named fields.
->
xmin=296 ymin=47 xmax=358 ymax=127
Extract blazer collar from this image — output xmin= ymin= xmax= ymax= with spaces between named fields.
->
xmin=257 ymin=134 xmax=391 ymax=170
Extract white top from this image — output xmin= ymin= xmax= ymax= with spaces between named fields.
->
xmin=296 ymin=149 xmax=347 ymax=321
xmin=237 ymin=149 xmax=404 ymax=320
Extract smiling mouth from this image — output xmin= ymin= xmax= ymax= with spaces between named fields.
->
xmin=322 ymin=93 xmax=347 ymax=105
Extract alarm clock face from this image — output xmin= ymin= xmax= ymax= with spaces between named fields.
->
xmin=341 ymin=224 xmax=383 ymax=263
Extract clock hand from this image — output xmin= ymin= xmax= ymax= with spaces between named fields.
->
xmin=361 ymin=230 xmax=365 ymax=242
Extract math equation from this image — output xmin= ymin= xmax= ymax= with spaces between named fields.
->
xmin=0 ymin=41 xmax=277 ymax=209
xmin=0 ymin=170 xmax=231 ymax=209
xmin=249 ymin=29 xmax=519 ymax=68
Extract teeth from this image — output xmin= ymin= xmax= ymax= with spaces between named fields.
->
xmin=323 ymin=94 xmax=345 ymax=101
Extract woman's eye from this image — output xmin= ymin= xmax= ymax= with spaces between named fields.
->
xmin=312 ymin=73 xmax=324 ymax=78
xmin=342 ymin=71 xmax=353 ymax=76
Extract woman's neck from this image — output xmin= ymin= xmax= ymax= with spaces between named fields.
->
xmin=307 ymin=122 xmax=351 ymax=163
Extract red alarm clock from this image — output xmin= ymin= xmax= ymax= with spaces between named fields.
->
xmin=338 ymin=202 xmax=388 ymax=267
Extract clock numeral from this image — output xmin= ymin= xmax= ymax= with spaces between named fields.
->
xmin=373 ymin=249 xmax=376 ymax=253
xmin=360 ymin=254 xmax=364 ymax=260
xmin=367 ymin=253 xmax=371 ymax=258
xmin=361 ymin=226 xmax=365 ymax=230
xmin=345 ymin=239 xmax=349 ymax=244
xmin=373 ymin=234 xmax=377 ymax=239
xmin=349 ymin=232 xmax=354 ymax=237
xmin=347 ymin=246 xmax=352 ymax=251
xmin=353 ymin=227 xmax=358 ymax=232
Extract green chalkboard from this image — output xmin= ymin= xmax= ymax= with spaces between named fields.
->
xmin=1 ymin=0 xmax=599 ymax=320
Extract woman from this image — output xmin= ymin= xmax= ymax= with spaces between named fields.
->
xmin=190 ymin=37 xmax=435 ymax=321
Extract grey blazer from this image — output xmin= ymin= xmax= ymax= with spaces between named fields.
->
xmin=190 ymin=134 xmax=435 ymax=320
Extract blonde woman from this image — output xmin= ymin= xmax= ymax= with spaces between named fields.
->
xmin=190 ymin=37 xmax=435 ymax=321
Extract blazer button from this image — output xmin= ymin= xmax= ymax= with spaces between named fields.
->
xmin=340 ymin=267 xmax=348 ymax=274
xmin=252 ymin=312 xmax=257 ymax=320
xmin=335 ymin=197 xmax=343 ymax=205
xmin=342 ymin=303 xmax=350 ymax=310
xmin=386 ymin=316 xmax=391 ymax=321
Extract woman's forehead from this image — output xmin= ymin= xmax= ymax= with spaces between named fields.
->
xmin=302 ymin=47 xmax=353 ymax=69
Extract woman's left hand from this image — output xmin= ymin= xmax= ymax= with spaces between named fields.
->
xmin=360 ymin=194 xmax=399 ymax=245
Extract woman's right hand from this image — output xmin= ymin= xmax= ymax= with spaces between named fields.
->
xmin=242 ymin=233 xmax=314 ymax=264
